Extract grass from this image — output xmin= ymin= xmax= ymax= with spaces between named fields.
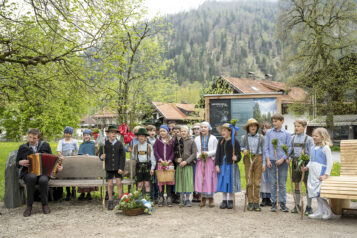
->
xmin=0 ymin=143 xmax=341 ymax=201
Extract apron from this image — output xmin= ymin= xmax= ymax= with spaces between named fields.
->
xmin=307 ymin=146 xmax=327 ymax=198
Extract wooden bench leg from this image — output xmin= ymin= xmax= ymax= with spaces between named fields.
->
xmin=329 ymin=198 xmax=350 ymax=215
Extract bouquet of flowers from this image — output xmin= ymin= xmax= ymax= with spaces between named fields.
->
xmin=200 ymin=152 xmax=208 ymax=163
xmin=298 ymin=154 xmax=310 ymax=172
xmin=116 ymin=191 xmax=154 ymax=215
xmin=161 ymin=161 xmax=169 ymax=171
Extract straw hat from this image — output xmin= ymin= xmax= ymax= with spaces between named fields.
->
xmin=216 ymin=123 xmax=232 ymax=134
xmin=243 ymin=118 xmax=261 ymax=131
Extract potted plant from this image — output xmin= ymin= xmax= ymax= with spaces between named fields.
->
xmin=116 ymin=191 xmax=154 ymax=216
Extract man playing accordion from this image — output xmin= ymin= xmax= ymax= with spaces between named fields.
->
xmin=16 ymin=128 xmax=63 ymax=217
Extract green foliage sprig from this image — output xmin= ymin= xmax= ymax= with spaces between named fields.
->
xmin=272 ymin=138 xmax=278 ymax=150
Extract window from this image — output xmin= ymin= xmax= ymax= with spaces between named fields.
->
xmin=333 ymin=126 xmax=349 ymax=140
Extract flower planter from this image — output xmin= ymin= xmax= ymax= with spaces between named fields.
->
xmin=123 ymin=207 xmax=145 ymax=216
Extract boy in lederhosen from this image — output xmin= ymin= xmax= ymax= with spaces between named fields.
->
xmin=290 ymin=119 xmax=314 ymax=215
xmin=132 ymin=128 xmax=156 ymax=197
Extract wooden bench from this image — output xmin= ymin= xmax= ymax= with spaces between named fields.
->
xmin=320 ymin=140 xmax=357 ymax=215
xmin=20 ymin=155 xmax=136 ymax=198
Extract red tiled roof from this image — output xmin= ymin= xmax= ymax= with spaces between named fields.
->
xmin=222 ymin=76 xmax=307 ymax=103
xmin=81 ymin=115 xmax=96 ymax=124
xmin=152 ymin=102 xmax=203 ymax=120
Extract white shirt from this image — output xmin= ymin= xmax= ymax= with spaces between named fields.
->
xmin=194 ymin=134 xmax=218 ymax=160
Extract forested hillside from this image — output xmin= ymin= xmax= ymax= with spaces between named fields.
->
xmin=163 ymin=1 xmax=283 ymax=84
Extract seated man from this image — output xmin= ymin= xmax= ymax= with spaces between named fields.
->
xmin=16 ymin=128 xmax=62 ymax=217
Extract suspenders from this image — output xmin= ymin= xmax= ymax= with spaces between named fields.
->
xmin=244 ymin=134 xmax=263 ymax=155
xmin=292 ymin=135 xmax=308 ymax=156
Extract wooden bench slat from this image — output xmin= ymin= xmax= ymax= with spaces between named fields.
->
xmin=321 ymin=187 xmax=357 ymax=192
xmin=320 ymin=194 xmax=357 ymax=200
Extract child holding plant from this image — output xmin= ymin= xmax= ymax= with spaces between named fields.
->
xmin=216 ymin=123 xmax=241 ymax=209
xmin=78 ymin=129 xmax=98 ymax=201
xmin=175 ymin=126 xmax=197 ymax=207
xmin=289 ymin=119 xmax=314 ymax=215
xmin=154 ymin=125 xmax=175 ymax=207
xmin=194 ymin=122 xmax=218 ymax=208
xmin=241 ymin=118 xmax=264 ymax=212
xmin=303 ymin=128 xmax=333 ymax=220
xmin=263 ymin=113 xmax=292 ymax=212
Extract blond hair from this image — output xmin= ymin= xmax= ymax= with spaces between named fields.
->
xmin=313 ymin=127 xmax=332 ymax=147
xmin=294 ymin=119 xmax=307 ymax=127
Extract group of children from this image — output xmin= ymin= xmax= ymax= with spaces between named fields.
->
xmin=57 ymin=112 xmax=333 ymax=220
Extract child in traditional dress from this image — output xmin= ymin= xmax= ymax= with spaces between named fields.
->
xmin=263 ymin=113 xmax=292 ymax=212
xmin=99 ymin=125 xmax=126 ymax=210
xmin=216 ymin=123 xmax=241 ymax=209
xmin=146 ymin=125 xmax=159 ymax=203
xmin=175 ymin=126 xmax=197 ymax=207
xmin=241 ymin=119 xmax=264 ymax=212
xmin=132 ymin=128 xmax=156 ymax=197
xmin=303 ymin=128 xmax=333 ymax=220
xmin=195 ymin=122 xmax=218 ymax=208
xmin=154 ymin=125 xmax=175 ymax=207
xmin=57 ymin=126 xmax=79 ymax=201
xmin=290 ymin=119 xmax=314 ymax=215
xmin=78 ymin=129 xmax=98 ymax=200
xmin=260 ymin=122 xmax=272 ymax=207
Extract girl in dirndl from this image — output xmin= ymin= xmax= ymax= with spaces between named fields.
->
xmin=303 ymin=127 xmax=333 ymax=220
xmin=194 ymin=122 xmax=218 ymax=208
xmin=215 ymin=123 xmax=241 ymax=209
xmin=154 ymin=125 xmax=175 ymax=207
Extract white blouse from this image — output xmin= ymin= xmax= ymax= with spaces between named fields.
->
xmin=194 ymin=134 xmax=218 ymax=160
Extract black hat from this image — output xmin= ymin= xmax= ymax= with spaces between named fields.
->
xmin=106 ymin=125 xmax=119 ymax=133
xmin=135 ymin=128 xmax=149 ymax=136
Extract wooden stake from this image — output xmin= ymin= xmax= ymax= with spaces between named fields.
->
xmin=275 ymin=149 xmax=279 ymax=214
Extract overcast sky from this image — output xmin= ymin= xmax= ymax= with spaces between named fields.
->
xmin=145 ymin=0 xmax=278 ymax=17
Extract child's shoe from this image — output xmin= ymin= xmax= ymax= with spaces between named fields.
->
xmin=108 ymin=200 xmax=114 ymax=210
xmin=167 ymin=196 xmax=173 ymax=207
xmin=199 ymin=197 xmax=206 ymax=207
xmin=309 ymin=212 xmax=323 ymax=219
xmin=266 ymin=198 xmax=272 ymax=206
xmin=185 ymin=200 xmax=192 ymax=207
xmin=227 ymin=200 xmax=233 ymax=209
xmin=271 ymin=202 xmax=277 ymax=212
xmin=291 ymin=204 xmax=301 ymax=213
xmin=305 ymin=206 xmax=313 ymax=216
xmin=208 ymin=198 xmax=215 ymax=208
xmin=86 ymin=193 xmax=92 ymax=201
xmin=254 ymin=203 xmax=261 ymax=212
xmin=280 ymin=203 xmax=289 ymax=212
xmin=220 ymin=200 xmax=227 ymax=209
xmin=247 ymin=203 xmax=254 ymax=211
xmin=158 ymin=197 xmax=164 ymax=207
xmin=260 ymin=198 xmax=267 ymax=207
xmin=78 ymin=193 xmax=85 ymax=201
xmin=322 ymin=208 xmax=332 ymax=220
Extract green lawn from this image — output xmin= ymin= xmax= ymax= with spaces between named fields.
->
xmin=0 ymin=143 xmax=340 ymax=201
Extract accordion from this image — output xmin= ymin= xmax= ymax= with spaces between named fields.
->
xmin=27 ymin=153 xmax=62 ymax=178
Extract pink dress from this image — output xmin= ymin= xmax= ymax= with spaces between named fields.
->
xmin=194 ymin=135 xmax=218 ymax=195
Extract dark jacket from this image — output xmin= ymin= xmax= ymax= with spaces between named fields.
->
xmin=215 ymin=138 xmax=241 ymax=166
xmin=99 ymin=139 xmax=126 ymax=171
xmin=16 ymin=141 xmax=53 ymax=179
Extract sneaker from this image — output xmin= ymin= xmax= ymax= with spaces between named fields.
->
xmin=260 ymin=198 xmax=267 ymax=207
xmin=305 ymin=206 xmax=313 ymax=216
xmin=254 ymin=203 xmax=261 ymax=212
xmin=158 ymin=197 xmax=164 ymax=207
xmin=167 ymin=196 xmax=173 ymax=207
xmin=271 ymin=203 xmax=277 ymax=212
xmin=266 ymin=198 xmax=273 ymax=206
xmin=220 ymin=200 xmax=228 ymax=209
xmin=322 ymin=209 xmax=332 ymax=220
xmin=309 ymin=212 xmax=323 ymax=219
xmin=227 ymin=200 xmax=233 ymax=209
xmin=185 ymin=200 xmax=192 ymax=207
xmin=108 ymin=200 xmax=114 ymax=210
xmin=247 ymin=203 xmax=254 ymax=211
xmin=280 ymin=203 xmax=289 ymax=212
xmin=291 ymin=205 xmax=301 ymax=213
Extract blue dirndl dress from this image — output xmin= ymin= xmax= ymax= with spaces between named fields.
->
xmin=217 ymin=156 xmax=241 ymax=193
